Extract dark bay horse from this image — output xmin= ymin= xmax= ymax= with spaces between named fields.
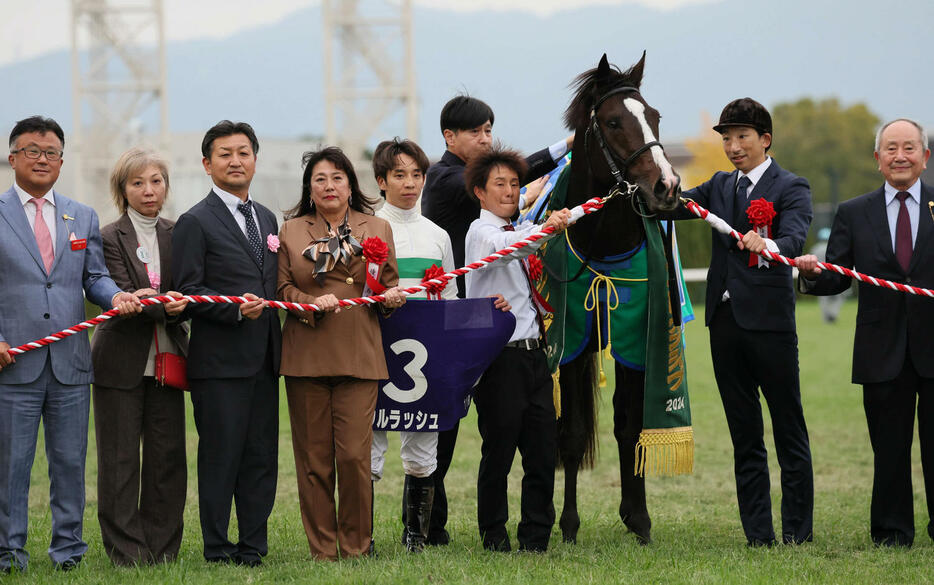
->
xmin=555 ymin=53 xmax=681 ymax=545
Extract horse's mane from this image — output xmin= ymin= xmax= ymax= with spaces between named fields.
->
xmin=563 ymin=60 xmax=643 ymax=131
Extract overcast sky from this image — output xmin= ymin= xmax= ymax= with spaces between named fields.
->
xmin=0 ymin=0 xmax=716 ymax=66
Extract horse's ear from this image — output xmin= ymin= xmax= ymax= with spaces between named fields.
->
xmin=596 ymin=54 xmax=610 ymax=81
xmin=629 ymin=51 xmax=646 ymax=87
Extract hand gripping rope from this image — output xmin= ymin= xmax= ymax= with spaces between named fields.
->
xmin=6 ymin=195 xmax=613 ymax=357
xmin=681 ymin=197 xmax=934 ymax=298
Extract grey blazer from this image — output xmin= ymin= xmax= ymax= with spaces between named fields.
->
xmin=0 ymin=186 xmax=121 ymax=385
xmin=91 ymin=213 xmax=190 ymax=389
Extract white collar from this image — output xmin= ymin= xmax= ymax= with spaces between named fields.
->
xmin=213 ymin=183 xmax=252 ymax=209
xmin=14 ymin=182 xmax=55 ymax=208
xmin=380 ymin=201 xmax=422 ymax=223
xmin=884 ymin=179 xmax=922 ymax=205
xmin=478 ymin=208 xmax=511 ymax=227
xmin=738 ymin=156 xmax=772 ymax=187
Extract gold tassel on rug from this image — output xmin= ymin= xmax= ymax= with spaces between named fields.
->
xmin=634 ymin=427 xmax=694 ymax=477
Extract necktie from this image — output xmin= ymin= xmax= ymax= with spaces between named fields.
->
xmin=503 ymin=224 xmax=547 ymax=341
xmin=32 ymin=198 xmax=54 ymax=273
xmin=237 ymin=200 xmax=264 ymax=267
xmin=736 ymin=175 xmax=752 ymax=198
xmin=895 ymin=191 xmax=913 ymax=272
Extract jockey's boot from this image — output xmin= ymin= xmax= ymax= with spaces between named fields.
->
xmin=404 ymin=475 xmax=434 ymax=553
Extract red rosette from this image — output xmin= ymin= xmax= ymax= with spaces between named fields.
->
xmin=361 ymin=236 xmax=389 ymax=264
xmin=746 ymin=198 xmax=776 ymax=229
xmin=527 ymin=254 xmax=544 ymax=282
xmin=421 ymin=264 xmax=446 ymax=298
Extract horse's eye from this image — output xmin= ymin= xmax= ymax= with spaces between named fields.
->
xmin=607 ymin=120 xmax=619 ymax=129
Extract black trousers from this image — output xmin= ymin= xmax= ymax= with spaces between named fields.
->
xmin=474 ymin=346 xmax=556 ymax=551
xmin=190 ymin=356 xmax=278 ymax=562
xmin=709 ymin=301 xmax=813 ymax=544
xmin=863 ymin=352 xmax=934 ymax=546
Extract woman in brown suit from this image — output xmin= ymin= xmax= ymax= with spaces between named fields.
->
xmin=90 ymin=148 xmax=190 ymax=565
xmin=278 ymin=147 xmax=405 ymax=560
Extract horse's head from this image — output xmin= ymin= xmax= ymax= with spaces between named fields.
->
xmin=565 ymin=53 xmax=681 ymax=213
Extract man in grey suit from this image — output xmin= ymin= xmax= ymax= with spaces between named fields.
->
xmin=0 ymin=116 xmax=140 ymax=573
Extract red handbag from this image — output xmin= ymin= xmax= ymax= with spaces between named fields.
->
xmin=154 ymin=328 xmax=188 ymax=391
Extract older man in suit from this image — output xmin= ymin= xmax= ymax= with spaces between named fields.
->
xmin=172 ymin=121 xmax=281 ymax=566
xmin=797 ymin=118 xmax=934 ymax=547
xmin=0 ymin=116 xmax=140 ymax=573
xmin=679 ymin=98 xmax=814 ymax=547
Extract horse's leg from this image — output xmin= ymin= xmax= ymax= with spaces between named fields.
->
xmin=556 ymin=354 xmax=597 ymax=544
xmin=614 ymin=363 xmax=651 ymax=543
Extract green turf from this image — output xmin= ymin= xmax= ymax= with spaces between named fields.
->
xmin=11 ymin=300 xmax=934 ymax=583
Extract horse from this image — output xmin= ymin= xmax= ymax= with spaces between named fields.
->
xmin=551 ymin=53 xmax=681 ymax=545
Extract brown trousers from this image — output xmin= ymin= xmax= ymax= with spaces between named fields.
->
xmin=286 ymin=376 xmax=377 ymax=560
xmin=93 ymin=378 xmax=187 ymax=565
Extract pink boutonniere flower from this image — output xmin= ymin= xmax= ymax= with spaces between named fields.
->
xmin=148 ymin=271 xmax=161 ymax=290
xmin=267 ymin=234 xmax=280 ymax=253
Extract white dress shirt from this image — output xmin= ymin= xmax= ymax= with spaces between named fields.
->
xmin=14 ymin=183 xmax=57 ymax=253
xmin=465 ymin=210 xmax=547 ymax=342
xmin=884 ymin=179 xmax=921 ymax=249
xmin=213 ymin=183 xmax=261 ymax=237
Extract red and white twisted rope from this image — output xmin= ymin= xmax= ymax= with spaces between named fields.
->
xmin=6 ymin=196 xmax=607 ymax=357
xmin=683 ymin=198 xmax=934 ymax=298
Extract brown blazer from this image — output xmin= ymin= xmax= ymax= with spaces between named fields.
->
xmin=91 ymin=213 xmax=190 ymax=389
xmin=277 ymin=208 xmax=398 ymax=379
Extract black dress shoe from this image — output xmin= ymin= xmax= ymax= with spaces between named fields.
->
xmin=205 ymin=556 xmax=232 ymax=564
xmin=427 ymin=529 xmax=450 ymax=546
xmin=746 ymin=538 xmax=777 ymax=548
xmin=55 ymin=556 xmax=82 ymax=571
xmin=233 ymin=555 xmax=263 ymax=567
xmin=483 ymin=538 xmax=511 ymax=552
xmin=367 ymin=539 xmax=378 ymax=558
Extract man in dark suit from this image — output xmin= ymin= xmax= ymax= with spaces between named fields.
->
xmin=797 ymin=118 xmax=933 ymax=547
xmin=419 ymin=94 xmax=570 ymax=545
xmin=680 ymin=98 xmax=814 ymax=546
xmin=172 ymin=120 xmax=281 ymax=566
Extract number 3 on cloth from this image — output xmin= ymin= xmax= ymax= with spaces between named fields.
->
xmin=381 ymin=338 xmax=428 ymax=403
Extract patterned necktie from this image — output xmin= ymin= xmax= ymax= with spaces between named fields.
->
xmin=237 ymin=200 xmax=264 ymax=267
xmin=736 ymin=175 xmax=752 ymax=198
xmin=31 ymin=198 xmax=54 ymax=273
xmin=894 ymin=191 xmax=913 ymax=272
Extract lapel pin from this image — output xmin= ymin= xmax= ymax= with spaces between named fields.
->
xmin=63 ymin=214 xmax=75 ymax=221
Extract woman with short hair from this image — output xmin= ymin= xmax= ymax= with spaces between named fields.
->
xmin=91 ymin=147 xmax=190 ymax=565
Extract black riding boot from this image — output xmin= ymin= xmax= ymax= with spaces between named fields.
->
xmin=404 ymin=475 xmax=435 ymax=552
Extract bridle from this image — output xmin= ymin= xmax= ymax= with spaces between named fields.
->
xmin=585 ymin=85 xmax=665 ymax=203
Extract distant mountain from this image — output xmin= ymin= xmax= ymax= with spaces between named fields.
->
xmin=1 ymin=0 xmax=931 ymax=160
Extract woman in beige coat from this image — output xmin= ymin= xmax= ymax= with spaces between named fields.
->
xmin=277 ymin=146 xmax=404 ymax=560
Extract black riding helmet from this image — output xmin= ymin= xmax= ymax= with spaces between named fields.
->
xmin=713 ymin=98 xmax=772 ymax=136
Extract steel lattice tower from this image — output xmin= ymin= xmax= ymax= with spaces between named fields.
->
xmin=71 ymin=0 xmax=168 ymax=215
xmin=322 ymin=0 xmax=418 ymax=178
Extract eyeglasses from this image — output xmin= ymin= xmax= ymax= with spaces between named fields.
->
xmin=10 ymin=147 xmax=63 ymax=162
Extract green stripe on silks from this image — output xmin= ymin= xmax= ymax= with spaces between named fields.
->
xmin=535 ymin=163 xmax=692 ymax=476
xmin=637 ymin=206 xmax=693 ymax=477
xmin=396 ymin=257 xmax=440 ymax=280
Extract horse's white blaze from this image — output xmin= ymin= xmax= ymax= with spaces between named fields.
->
xmin=623 ymin=97 xmax=676 ymax=183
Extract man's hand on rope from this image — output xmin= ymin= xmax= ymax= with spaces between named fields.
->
xmin=795 ymin=254 xmax=822 ymax=279
xmin=239 ymin=293 xmax=265 ymax=320
xmin=113 ymin=292 xmax=143 ymax=317
xmin=0 ymin=343 xmax=13 ymax=370
xmin=737 ymin=230 xmax=767 ymax=254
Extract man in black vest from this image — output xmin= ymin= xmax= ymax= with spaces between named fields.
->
xmin=173 ymin=121 xmax=281 ymax=566
xmin=680 ymin=98 xmax=814 ymax=546
xmin=797 ymin=118 xmax=934 ymax=547
xmin=419 ymin=95 xmax=570 ymax=545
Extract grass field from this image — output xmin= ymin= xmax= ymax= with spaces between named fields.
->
xmin=11 ymin=300 xmax=934 ymax=584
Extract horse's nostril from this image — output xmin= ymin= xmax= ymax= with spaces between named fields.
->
xmin=654 ymin=179 xmax=667 ymax=196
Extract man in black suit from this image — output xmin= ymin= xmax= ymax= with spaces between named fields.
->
xmin=797 ymin=118 xmax=933 ymax=547
xmin=680 ymin=98 xmax=814 ymax=546
xmin=419 ymin=95 xmax=570 ymax=545
xmin=172 ymin=121 xmax=281 ymax=566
